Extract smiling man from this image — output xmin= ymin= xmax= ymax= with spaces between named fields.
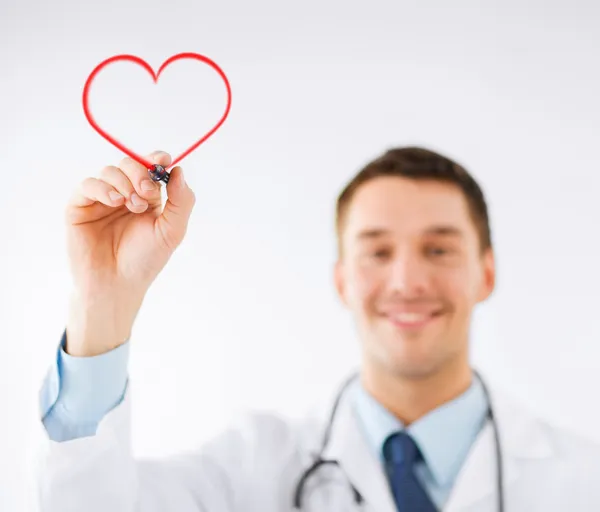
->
xmin=334 ymin=148 xmax=495 ymax=428
xmin=37 ymin=146 xmax=600 ymax=511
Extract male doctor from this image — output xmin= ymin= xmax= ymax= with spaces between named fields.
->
xmin=37 ymin=146 xmax=600 ymax=511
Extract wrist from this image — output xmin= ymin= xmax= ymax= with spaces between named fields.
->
xmin=65 ymin=288 xmax=144 ymax=357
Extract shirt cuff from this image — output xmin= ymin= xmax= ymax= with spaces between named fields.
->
xmin=40 ymin=328 xmax=130 ymax=424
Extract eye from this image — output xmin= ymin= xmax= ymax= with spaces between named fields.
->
xmin=371 ymin=248 xmax=391 ymax=259
xmin=426 ymin=246 xmax=451 ymax=257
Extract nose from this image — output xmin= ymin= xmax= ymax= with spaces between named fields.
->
xmin=387 ymin=251 xmax=430 ymax=298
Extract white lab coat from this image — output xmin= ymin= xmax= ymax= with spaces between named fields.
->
xmin=36 ymin=373 xmax=600 ymax=512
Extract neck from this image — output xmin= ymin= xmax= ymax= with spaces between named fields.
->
xmin=360 ymin=357 xmax=473 ymax=425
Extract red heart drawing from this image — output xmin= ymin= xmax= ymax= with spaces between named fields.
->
xmin=82 ymin=52 xmax=232 ymax=170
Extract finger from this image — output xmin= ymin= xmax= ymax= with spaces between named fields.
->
xmin=157 ymin=166 xmax=196 ymax=249
xmin=70 ymin=177 xmax=127 ymax=208
xmin=99 ymin=165 xmax=148 ymax=213
xmin=119 ymin=151 xmax=172 ymax=202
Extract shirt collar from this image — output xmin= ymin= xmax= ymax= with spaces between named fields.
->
xmin=350 ymin=373 xmax=489 ymax=487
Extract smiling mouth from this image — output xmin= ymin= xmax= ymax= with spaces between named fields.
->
xmin=383 ymin=311 xmax=444 ymax=329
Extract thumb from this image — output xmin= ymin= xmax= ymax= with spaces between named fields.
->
xmin=157 ymin=166 xmax=196 ymax=249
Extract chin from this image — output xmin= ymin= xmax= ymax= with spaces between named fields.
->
xmin=380 ymin=346 xmax=440 ymax=377
xmin=369 ymin=334 xmax=450 ymax=379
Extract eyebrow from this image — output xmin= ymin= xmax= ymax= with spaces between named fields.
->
xmin=424 ymin=225 xmax=464 ymax=238
xmin=356 ymin=228 xmax=390 ymax=240
xmin=355 ymin=225 xmax=464 ymax=240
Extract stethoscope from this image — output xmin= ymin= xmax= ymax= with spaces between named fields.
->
xmin=293 ymin=370 xmax=504 ymax=511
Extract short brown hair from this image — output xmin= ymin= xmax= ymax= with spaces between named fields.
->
xmin=335 ymin=146 xmax=492 ymax=256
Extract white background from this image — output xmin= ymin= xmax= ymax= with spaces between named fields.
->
xmin=1 ymin=0 xmax=600 ymax=510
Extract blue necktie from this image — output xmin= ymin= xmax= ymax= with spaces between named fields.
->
xmin=383 ymin=431 xmax=438 ymax=512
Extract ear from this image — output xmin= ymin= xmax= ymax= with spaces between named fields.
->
xmin=477 ymin=248 xmax=496 ymax=302
xmin=334 ymin=259 xmax=349 ymax=307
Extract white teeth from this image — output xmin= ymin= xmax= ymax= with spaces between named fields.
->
xmin=391 ymin=313 xmax=428 ymax=323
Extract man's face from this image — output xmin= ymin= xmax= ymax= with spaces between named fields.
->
xmin=334 ymin=176 xmax=495 ymax=380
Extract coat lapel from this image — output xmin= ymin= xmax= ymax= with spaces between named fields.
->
xmin=444 ymin=383 xmax=555 ymax=511
xmin=303 ymin=374 xmax=398 ymax=512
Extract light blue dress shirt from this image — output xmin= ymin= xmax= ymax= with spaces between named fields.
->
xmin=40 ymin=329 xmax=130 ymax=441
xmin=349 ymin=373 xmax=489 ymax=508
xmin=40 ymin=330 xmax=488 ymax=509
